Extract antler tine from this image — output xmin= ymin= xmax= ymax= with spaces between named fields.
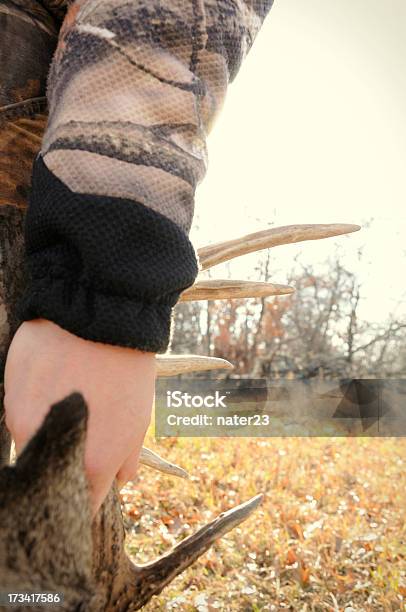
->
xmin=156 ymin=354 xmax=233 ymax=377
xmin=124 ymin=494 xmax=263 ymax=609
xmin=198 ymin=223 xmax=361 ymax=270
xmin=139 ymin=447 xmax=190 ymax=479
xmin=180 ymin=279 xmax=294 ymax=302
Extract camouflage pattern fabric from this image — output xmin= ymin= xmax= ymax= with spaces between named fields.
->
xmin=42 ymin=0 xmax=274 ymax=233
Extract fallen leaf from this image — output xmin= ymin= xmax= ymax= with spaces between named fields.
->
xmin=289 ymin=523 xmax=304 ymax=540
xmin=300 ymin=566 xmax=310 ymax=586
xmin=286 ymin=548 xmax=298 ymax=565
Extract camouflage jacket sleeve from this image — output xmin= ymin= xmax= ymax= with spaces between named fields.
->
xmin=20 ymin=0 xmax=274 ymax=353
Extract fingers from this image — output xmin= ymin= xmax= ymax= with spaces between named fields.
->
xmin=83 ymin=406 xmax=151 ymax=515
xmin=116 ymin=449 xmax=141 ymax=490
xmin=4 ymin=394 xmax=51 ymax=456
xmin=86 ymin=447 xmax=142 ymax=514
xmin=85 ymin=460 xmax=117 ymax=515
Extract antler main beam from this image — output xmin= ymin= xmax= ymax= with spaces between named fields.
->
xmin=198 ymin=223 xmax=361 ymax=270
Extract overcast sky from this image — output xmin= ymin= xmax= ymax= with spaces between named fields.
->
xmin=191 ymin=0 xmax=406 ymax=325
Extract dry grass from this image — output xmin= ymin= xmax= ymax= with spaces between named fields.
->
xmin=122 ymin=434 xmax=406 ymax=611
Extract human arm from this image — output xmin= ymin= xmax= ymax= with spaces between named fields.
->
xmin=4 ymin=0 xmax=274 ymax=513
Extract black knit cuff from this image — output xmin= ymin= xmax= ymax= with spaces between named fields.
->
xmin=18 ymin=156 xmax=199 ymax=353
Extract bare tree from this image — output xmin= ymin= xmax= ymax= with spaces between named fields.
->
xmin=172 ymin=247 xmax=406 ymax=380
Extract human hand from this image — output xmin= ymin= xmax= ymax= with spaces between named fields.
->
xmin=4 ymin=319 xmax=156 ymax=514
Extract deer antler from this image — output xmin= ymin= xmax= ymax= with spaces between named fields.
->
xmin=198 ymin=223 xmax=360 ymax=270
xmin=92 ymin=475 xmax=262 ymax=611
xmin=156 ymin=354 xmax=233 ymax=377
xmin=122 ymin=495 xmax=263 ymax=609
xmin=180 ymin=279 xmax=294 ymax=301
xmin=139 ymin=447 xmax=190 ymax=479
